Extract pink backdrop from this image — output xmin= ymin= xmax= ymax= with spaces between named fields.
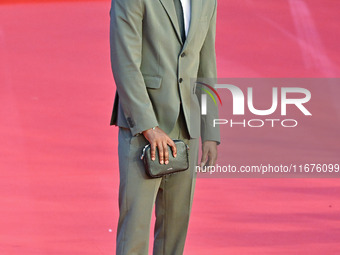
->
xmin=0 ymin=0 xmax=339 ymax=254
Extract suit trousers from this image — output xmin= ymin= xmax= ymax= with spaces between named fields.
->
xmin=116 ymin=107 xmax=199 ymax=255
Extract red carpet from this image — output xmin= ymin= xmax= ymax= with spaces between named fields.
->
xmin=0 ymin=0 xmax=339 ymax=254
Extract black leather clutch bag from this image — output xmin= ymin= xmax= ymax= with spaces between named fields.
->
xmin=140 ymin=139 xmax=189 ymax=178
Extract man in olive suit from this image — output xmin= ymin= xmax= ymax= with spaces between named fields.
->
xmin=109 ymin=0 xmax=220 ymax=254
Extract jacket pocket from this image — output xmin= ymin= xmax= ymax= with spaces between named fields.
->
xmin=143 ymin=75 xmax=162 ymax=89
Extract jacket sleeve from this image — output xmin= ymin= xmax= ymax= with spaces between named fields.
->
xmin=110 ymin=0 xmax=158 ymax=135
xmin=196 ymin=0 xmax=221 ymax=145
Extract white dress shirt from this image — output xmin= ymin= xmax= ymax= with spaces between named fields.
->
xmin=180 ymin=0 xmax=191 ymax=36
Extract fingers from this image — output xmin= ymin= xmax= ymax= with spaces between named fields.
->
xmin=200 ymin=142 xmax=218 ymax=168
xmin=207 ymin=151 xmax=217 ymax=166
xmin=150 ymin=142 xmax=166 ymax=165
xmin=160 ymin=139 xmax=176 ymax=165
xmin=157 ymin=141 xmax=164 ymax=164
xmin=200 ymin=149 xmax=208 ymax=168
xmin=150 ymin=143 xmax=156 ymax=161
xmin=168 ymin=139 xmax=177 ymax=158
xmin=143 ymin=126 xmax=180 ymax=165
xmin=151 ymin=139 xmax=177 ymax=165
xmin=163 ymin=141 xmax=169 ymax=164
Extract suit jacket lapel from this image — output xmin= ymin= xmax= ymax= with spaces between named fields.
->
xmin=183 ymin=0 xmax=202 ymax=50
xmin=159 ymin=0 xmax=184 ymax=45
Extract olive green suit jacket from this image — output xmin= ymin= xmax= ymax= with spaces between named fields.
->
xmin=109 ymin=0 xmax=220 ymax=144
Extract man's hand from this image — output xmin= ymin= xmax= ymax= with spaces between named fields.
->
xmin=200 ymin=141 xmax=218 ymax=168
xmin=142 ymin=127 xmax=177 ymax=165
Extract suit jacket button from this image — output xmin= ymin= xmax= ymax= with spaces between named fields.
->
xmin=179 ymin=78 xmax=183 ymax=83
xmin=181 ymin=52 xmax=186 ymax=57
